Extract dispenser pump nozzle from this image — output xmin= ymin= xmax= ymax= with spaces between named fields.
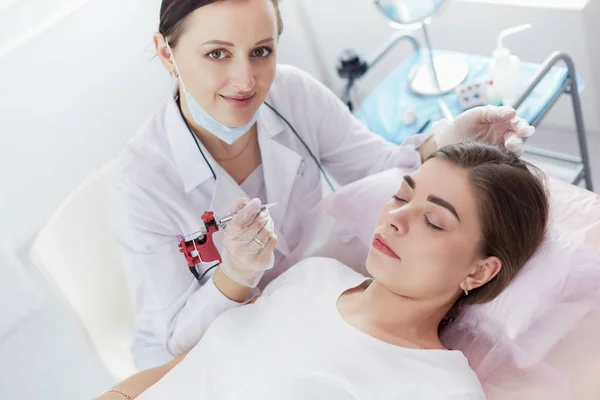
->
xmin=497 ymin=23 xmax=533 ymax=50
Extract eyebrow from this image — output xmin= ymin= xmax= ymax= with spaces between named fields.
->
xmin=402 ymin=175 xmax=460 ymax=222
xmin=201 ymin=37 xmax=275 ymax=47
xmin=427 ymin=196 xmax=461 ymax=222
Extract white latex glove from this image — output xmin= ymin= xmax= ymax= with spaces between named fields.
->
xmin=220 ymin=197 xmax=277 ymax=288
xmin=432 ymin=105 xmax=535 ymax=157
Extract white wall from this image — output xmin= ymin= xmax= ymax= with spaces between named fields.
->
xmin=276 ymin=0 xmax=330 ymax=83
xmin=0 ymin=0 xmax=172 ymax=250
xmin=582 ymin=0 xmax=600 ymax=122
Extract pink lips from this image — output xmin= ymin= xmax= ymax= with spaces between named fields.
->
xmin=372 ymin=233 xmax=400 ymax=259
xmin=219 ymin=93 xmax=256 ymax=109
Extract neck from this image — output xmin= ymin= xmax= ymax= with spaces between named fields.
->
xmin=353 ymin=280 xmax=453 ymax=346
xmin=178 ymin=88 xmax=257 ymax=161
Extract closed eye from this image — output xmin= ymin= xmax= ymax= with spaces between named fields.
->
xmin=394 ymin=194 xmax=443 ymax=231
xmin=424 ymin=216 xmax=443 ymax=231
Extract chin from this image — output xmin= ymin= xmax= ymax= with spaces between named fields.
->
xmin=365 ymin=249 xmax=385 ymax=278
xmin=211 ymin=114 xmax=248 ymax=129
xmin=222 ymin=107 xmax=261 ymax=126
xmin=366 ymin=248 xmax=406 ymax=281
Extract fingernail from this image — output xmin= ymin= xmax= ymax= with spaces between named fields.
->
xmin=506 ymin=141 xmax=521 ymax=152
xmin=248 ymin=198 xmax=261 ymax=210
xmin=234 ymin=197 xmax=249 ymax=212
xmin=523 ymin=127 xmax=535 ymax=137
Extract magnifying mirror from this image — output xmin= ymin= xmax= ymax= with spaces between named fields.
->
xmin=374 ymin=0 xmax=469 ymax=96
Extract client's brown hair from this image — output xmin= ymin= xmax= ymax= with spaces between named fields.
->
xmin=429 ymin=142 xmax=549 ymax=314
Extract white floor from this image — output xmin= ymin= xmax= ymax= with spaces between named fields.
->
xmin=0 ymin=123 xmax=598 ymax=400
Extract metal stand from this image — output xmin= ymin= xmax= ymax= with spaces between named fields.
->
xmin=422 ymin=23 xmax=442 ymax=92
xmin=337 ymin=32 xmax=420 ymax=110
xmin=408 ymin=23 xmax=469 ymax=96
xmin=513 ymin=51 xmax=593 ymax=191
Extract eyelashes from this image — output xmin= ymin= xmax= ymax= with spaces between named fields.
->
xmin=205 ymin=46 xmax=274 ymax=60
xmin=423 ymin=216 xmax=442 ymax=231
xmin=251 ymin=46 xmax=273 ymax=58
xmin=391 ymin=195 xmax=443 ymax=231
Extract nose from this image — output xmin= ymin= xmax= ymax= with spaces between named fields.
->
xmin=388 ymin=206 xmax=412 ymax=235
xmin=230 ymin=59 xmax=255 ymax=92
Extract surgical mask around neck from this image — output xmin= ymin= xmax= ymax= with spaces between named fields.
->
xmin=166 ymin=41 xmax=262 ymax=145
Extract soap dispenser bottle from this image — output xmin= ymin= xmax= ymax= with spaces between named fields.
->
xmin=489 ymin=24 xmax=532 ymax=107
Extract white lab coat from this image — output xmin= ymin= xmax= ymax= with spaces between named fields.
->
xmin=109 ymin=64 xmax=431 ymax=369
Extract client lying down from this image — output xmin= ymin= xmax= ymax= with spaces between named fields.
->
xmin=99 ymin=142 xmax=549 ymax=399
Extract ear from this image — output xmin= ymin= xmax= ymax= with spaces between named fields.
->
xmin=463 ymin=256 xmax=502 ymax=292
xmin=153 ymin=32 xmax=176 ymax=74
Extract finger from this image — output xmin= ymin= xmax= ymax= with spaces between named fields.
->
xmin=257 ymin=234 xmax=278 ymax=258
xmin=231 ymin=197 xmax=250 ymax=212
xmin=226 ymin=201 xmax=262 ymax=239
xmin=223 ymin=198 xmax=250 ymax=236
xmin=237 ymin=217 xmax=269 ymax=241
xmin=481 ymin=105 xmax=516 ymax=123
xmin=233 ymin=198 xmax=261 ymax=227
xmin=504 ymin=132 xmax=524 ymax=154
xmin=255 ymin=209 xmax=271 ymax=227
xmin=261 ymin=214 xmax=274 ymax=235
xmin=257 ymin=207 xmax=271 ymax=219
xmin=237 ymin=233 xmax=277 ymax=261
xmin=255 ymin=225 xmax=273 ymax=245
xmin=509 ymin=116 xmax=535 ymax=138
xmin=512 ymin=146 xmax=525 ymax=158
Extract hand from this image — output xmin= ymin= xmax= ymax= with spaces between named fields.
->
xmin=432 ymin=105 xmax=535 ymax=156
xmin=219 ymin=198 xmax=277 ymax=288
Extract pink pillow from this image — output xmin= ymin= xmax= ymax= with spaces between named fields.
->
xmin=325 ymin=167 xmax=600 ymax=364
xmin=326 ymin=167 xmax=405 ymax=249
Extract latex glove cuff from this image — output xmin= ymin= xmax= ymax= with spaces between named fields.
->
xmin=219 ymin=252 xmax=267 ymax=289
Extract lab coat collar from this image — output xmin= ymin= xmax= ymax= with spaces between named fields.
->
xmin=259 ymin=97 xmax=287 ymax=139
xmin=258 ymin=99 xmax=302 ymax=256
xmin=258 ymin=132 xmax=300 ymax=257
xmin=164 ymin=84 xmax=216 ymax=193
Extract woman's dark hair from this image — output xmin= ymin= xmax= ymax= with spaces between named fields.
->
xmin=429 ymin=142 xmax=549 ymax=327
xmin=159 ymin=0 xmax=284 ymax=48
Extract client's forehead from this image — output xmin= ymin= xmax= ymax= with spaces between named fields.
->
xmin=411 ymin=159 xmax=479 ymax=221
